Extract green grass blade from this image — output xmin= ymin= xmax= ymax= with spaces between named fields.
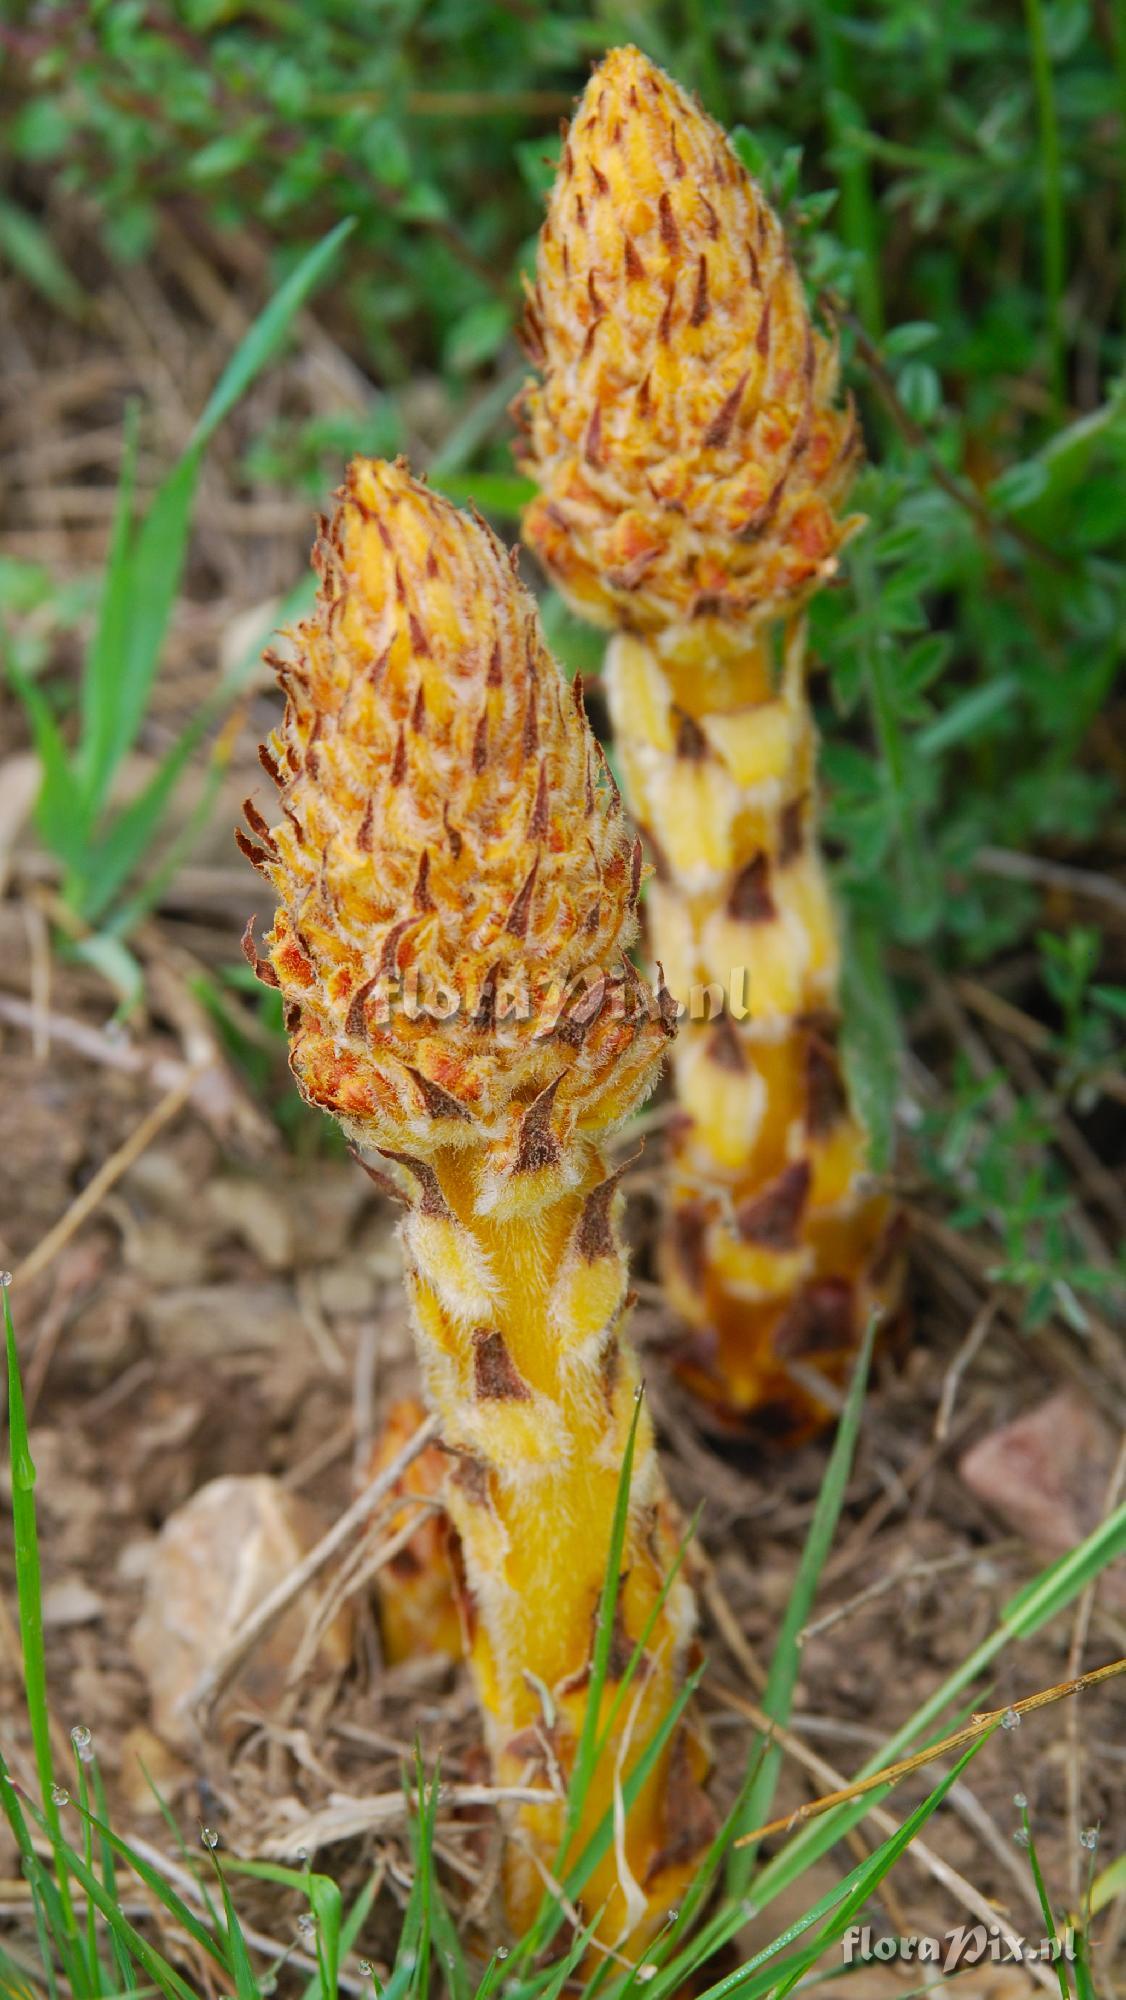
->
xmin=560 ymin=1391 xmax=644 ymax=1854
xmin=79 ymin=403 xmax=140 ymax=816
xmin=89 ymin=1757 xmax=134 ymax=1998
xmin=6 ymin=664 xmax=86 ymax=874
xmin=22 ymin=1802 xmax=201 ymax=2000
xmin=190 ymin=219 xmax=354 ymax=453
xmin=211 ymin=1856 xmax=260 ymax=2000
xmin=614 ymin=1741 xmax=773 ymax=2000
xmin=309 ymin=1871 xmax=344 ymax=2000
xmin=0 ymin=1750 xmax=76 ymax=1991
xmin=80 ymin=716 xmax=218 ymax=927
xmin=1017 ymin=1803 xmax=1071 ymax=2000
xmin=74 ymin=1758 xmax=105 ymax=1997
xmin=726 ymin=1312 xmax=878 ymax=1894
xmin=592 ymin=1504 xmax=701 ymax=1771
xmin=299 ymin=1865 xmax=383 ymax=2000
xmin=509 ymin=1395 xmax=645 ymax=1963
xmin=397 ymin=1753 xmax=441 ymax=2000
xmin=4 ymin=1291 xmax=77 ymax=1939
xmin=66 ymin=1802 xmax=229 ymax=1974
xmin=0 ymin=196 xmax=87 ymax=318
xmin=560 ymin=1666 xmax=703 ymax=1922
xmin=1023 ymin=0 xmax=1066 ymax=410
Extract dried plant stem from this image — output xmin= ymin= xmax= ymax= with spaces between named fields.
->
xmin=732 ymin=1654 xmax=1126 ymax=1847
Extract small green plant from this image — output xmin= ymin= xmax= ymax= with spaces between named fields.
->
xmin=4 ymin=219 xmax=353 ymax=1005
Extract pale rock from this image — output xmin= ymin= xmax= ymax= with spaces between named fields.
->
xmin=122 ymin=1216 xmax=209 ymax=1289
xmin=206 ymin=1176 xmax=294 ymax=1271
xmin=141 ymin=1281 xmax=306 ymax=1356
xmin=130 ymin=1474 xmax=351 ymax=1751
xmin=316 ymin=1258 xmax=376 ymax=1316
xmin=42 ymin=1578 xmax=104 ymax=1627
xmin=959 ymin=1390 xmax=1125 ymax=1609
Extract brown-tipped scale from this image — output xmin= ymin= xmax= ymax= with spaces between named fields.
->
xmin=239 ymin=456 xmax=712 ymax=1945
xmin=519 ymin=47 xmax=902 ymax=1440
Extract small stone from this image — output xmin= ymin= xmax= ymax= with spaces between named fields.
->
xmin=959 ymin=1391 xmax=1125 ymax=1610
xmin=142 ymin=1283 xmax=307 ymax=1358
xmin=130 ymin=1475 xmax=351 ymax=1752
xmin=42 ymin=1579 xmax=104 ymax=1628
xmin=206 ymin=1178 xmax=294 ymax=1272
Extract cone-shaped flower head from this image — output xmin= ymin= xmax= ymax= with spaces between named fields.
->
xmin=240 ymin=456 xmax=669 ymax=1152
xmin=520 ymin=44 xmax=861 ymax=638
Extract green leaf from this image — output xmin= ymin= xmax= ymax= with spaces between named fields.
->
xmin=191 ymin=219 xmax=355 ymax=453
xmin=0 ymin=197 xmax=86 ymax=318
xmin=840 ymin=920 xmax=900 ymax=1174
xmin=211 ymin=1857 xmax=259 ymax=2000
xmin=883 ymin=320 xmax=940 ymax=357
xmin=6 ymin=664 xmax=85 ymax=872
xmin=916 ymin=675 xmax=1021 ymax=758
xmin=78 ymin=403 xmax=141 ymax=819
xmin=443 ymin=298 xmax=513 ymax=376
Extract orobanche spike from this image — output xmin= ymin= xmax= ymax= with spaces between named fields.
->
xmin=240 ymin=457 xmax=712 ymax=1944
xmin=520 ymin=48 xmax=902 ymax=1438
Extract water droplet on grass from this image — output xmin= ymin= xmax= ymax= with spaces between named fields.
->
xmin=297 ymin=1912 xmax=317 ymax=1937
xmin=201 ymin=1827 xmax=219 ymax=1849
xmin=1080 ymin=1826 xmax=1099 ymax=1850
xmin=51 ymin=1785 xmax=69 ymax=1806
xmin=70 ymin=1725 xmax=94 ymax=1762
xmin=1013 ymin=1827 xmax=1030 ymax=1848
xmin=1013 ymin=1792 xmax=1027 ymax=1808
xmin=495 ymin=1947 xmax=509 ymax=1962
xmin=1001 ymin=1707 xmax=1020 ymax=1730
xmin=0 ymin=1271 xmax=12 ymax=1287
xmin=637 ymin=1966 xmax=658 ymax=1984
xmin=359 ymin=1962 xmax=374 ymax=1977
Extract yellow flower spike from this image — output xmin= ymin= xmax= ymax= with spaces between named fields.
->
xmin=240 ymin=456 xmax=713 ymax=1947
xmin=521 ymin=49 xmax=903 ymax=1442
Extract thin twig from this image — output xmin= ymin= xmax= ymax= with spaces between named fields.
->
xmin=731 ymin=1655 xmax=1126 ymax=1848
xmin=935 ymin=1296 xmax=998 ymax=1441
xmin=12 ymin=1067 xmax=203 ymax=1290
